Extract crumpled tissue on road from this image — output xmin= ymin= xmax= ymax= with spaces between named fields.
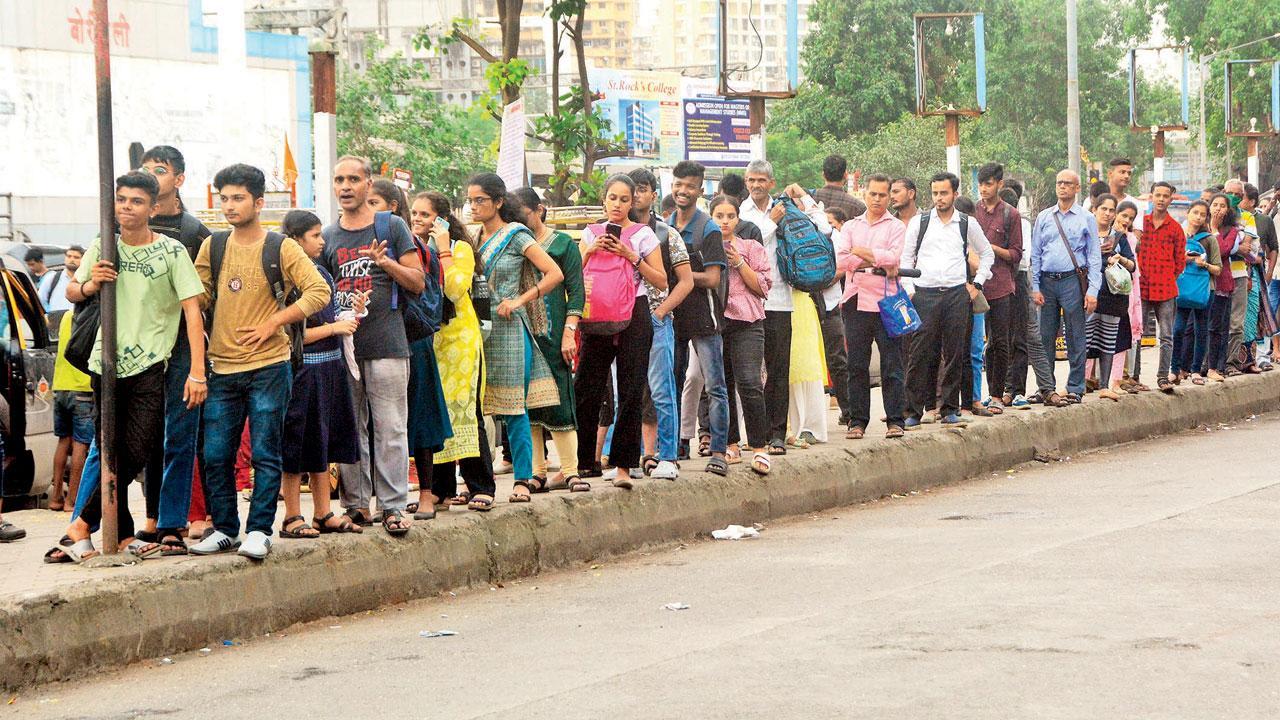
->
xmin=711 ymin=524 xmax=761 ymax=540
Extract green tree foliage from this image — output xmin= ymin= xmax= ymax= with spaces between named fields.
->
xmin=772 ymin=0 xmax=1181 ymax=202
xmin=337 ymin=42 xmax=495 ymax=199
xmin=1159 ymin=1 xmax=1280 ymax=180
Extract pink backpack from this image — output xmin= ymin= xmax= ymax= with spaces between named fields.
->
xmin=581 ymin=222 xmax=642 ymax=335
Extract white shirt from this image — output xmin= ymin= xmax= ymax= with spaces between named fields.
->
xmin=900 ymin=208 xmax=994 ymax=293
xmin=38 ymin=269 xmax=74 ymax=313
xmin=1018 ymin=216 xmax=1033 ymax=271
xmin=739 ymin=193 xmax=832 ymax=311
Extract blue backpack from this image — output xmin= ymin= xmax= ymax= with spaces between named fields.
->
xmin=1176 ymin=233 xmax=1212 ymax=310
xmin=772 ymin=195 xmax=836 ymax=292
xmin=376 ymin=211 xmax=445 ymax=342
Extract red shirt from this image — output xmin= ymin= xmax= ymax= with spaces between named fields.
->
xmin=1138 ymin=213 xmax=1186 ymax=302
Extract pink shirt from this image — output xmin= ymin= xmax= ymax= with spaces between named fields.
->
xmin=723 ymin=235 xmax=772 ymax=323
xmin=836 ymin=211 xmax=907 ymax=311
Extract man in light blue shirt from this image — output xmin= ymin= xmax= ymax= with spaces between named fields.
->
xmin=1030 ymin=169 xmax=1101 ymax=404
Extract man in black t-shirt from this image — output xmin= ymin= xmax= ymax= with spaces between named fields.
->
xmin=139 ymin=145 xmax=212 ymax=545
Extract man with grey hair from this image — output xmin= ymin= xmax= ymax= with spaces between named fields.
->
xmin=1029 ymin=169 xmax=1101 ymax=405
xmin=321 ymin=155 xmax=426 ymax=535
xmin=739 ymin=159 xmax=831 ymax=453
xmin=1223 ymin=178 xmax=1259 ymax=372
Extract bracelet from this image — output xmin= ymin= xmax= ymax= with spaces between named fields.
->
xmin=187 ymin=375 xmax=207 ymax=384
xmin=733 ymin=260 xmax=745 ymax=268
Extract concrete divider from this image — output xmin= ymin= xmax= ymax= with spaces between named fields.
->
xmin=3 ymin=372 xmax=1277 ymax=690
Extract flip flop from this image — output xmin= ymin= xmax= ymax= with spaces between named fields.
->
xmin=158 ymin=533 xmax=189 ymax=556
xmin=567 ymin=476 xmax=591 ymax=492
xmin=125 ymin=540 xmax=161 ymax=559
xmin=468 ymin=495 xmax=495 ymax=512
xmin=750 ymin=453 xmax=771 ymax=476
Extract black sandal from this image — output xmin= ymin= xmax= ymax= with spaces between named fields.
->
xmin=468 ymin=494 xmax=495 ymax=512
xmin=158 ymin=533 xmax=189 ymax=556
xmin=406 ymin=502 xmax=419 ymax=514
xmin=566 ymin=475 xmax=591 ymax=492
xmin=381 ymin=510 xmax=411 ymax=536
xmin=313 ymin=512 xmax=362 ymax=534
xmin=510 ymin=479 xmax=543 ymax=503
xmin=705 ymin=457 xmax=729 ymax=476
xmin=134 ymin=529 xmax=159 ymax=544
xmin=641 ymin=455 xmax=658 ymax=476
xmin=344 ymin=508 xmax=374 ymax=526
xmin=280 ymin=515 xmax=319 ymax=539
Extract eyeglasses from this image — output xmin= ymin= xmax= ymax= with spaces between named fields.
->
xmin=466 ymin=196 xmax=492 ymax=205
xmin=1056 ymin=180 xmax=1079 ymax=187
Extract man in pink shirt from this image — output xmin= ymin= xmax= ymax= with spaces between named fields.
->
xmin=835 ymin=174 xmax=908 ymax=439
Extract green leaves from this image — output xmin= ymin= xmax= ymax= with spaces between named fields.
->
xmin=335 ymin=41 xmax=496 ymax=199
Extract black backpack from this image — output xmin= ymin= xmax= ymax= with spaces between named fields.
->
xmin=207 ymin=231 xmax=303 ymax=373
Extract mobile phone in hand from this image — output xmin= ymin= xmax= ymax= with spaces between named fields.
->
xmin=605 ymin=222 xmax=623 ymax=239
xmin=434 ymin=216 xmax=450 ymax=232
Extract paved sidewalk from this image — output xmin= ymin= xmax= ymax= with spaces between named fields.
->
xmin=6 ymin=349 xmax=1276 ymax=690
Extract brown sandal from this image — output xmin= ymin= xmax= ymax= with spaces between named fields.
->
xmin=845 ymin=426 xmax=865 ymax=440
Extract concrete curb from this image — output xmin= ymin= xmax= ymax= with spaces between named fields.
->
xmin=3 ymin=373 xmax=1277 ymax=690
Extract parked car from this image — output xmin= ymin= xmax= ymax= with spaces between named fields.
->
xmin=0 ymin=266 xmax=56 ymax=509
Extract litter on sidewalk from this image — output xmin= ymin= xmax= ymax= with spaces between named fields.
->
xmin=711 ymin=524 xmax=761 ymax=540
xmin=419 ymin=630 xmax=458 ymax=638
xmin=662 ymin=603 xmax=690 ymax=611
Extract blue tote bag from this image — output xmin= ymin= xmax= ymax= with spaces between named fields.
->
xmin=1176 ymin=234 xmax=1212 ymax=310
xmin=878 ymin=278 xmax=922 ymax=337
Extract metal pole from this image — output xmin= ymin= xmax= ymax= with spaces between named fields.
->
xmin=1065 ymin=0 xmax=1081 ymax=180
xmin=717 ymin=0 xmax=727 ymax=96
xmin=1200 ymin=56 xmax=1209 ymax=185
xmin=1153 ymin=130 xmax=1166 ymax=182
xmin=93 ymin=0 xmax=119 ymax=555
xmin=945 ymin=114 xmax=962 ymax=180
xmin=1247 ymin=137 xmax=1260 ymax=186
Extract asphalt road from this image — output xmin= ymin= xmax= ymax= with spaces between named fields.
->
xmin=7 ymin=414 xmax=1279 ymax=719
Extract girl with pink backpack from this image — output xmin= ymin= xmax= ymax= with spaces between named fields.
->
xmin=573 ymin=174 xmax=669 ymax=488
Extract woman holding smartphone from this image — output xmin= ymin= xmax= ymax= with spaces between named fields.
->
xmin=712 ymin=194 xmax=774 ymax=476
xmin=573 ymin=174 xmax=666 ymax=488
xmin=406 ymin=192 xmax=495 ymax=518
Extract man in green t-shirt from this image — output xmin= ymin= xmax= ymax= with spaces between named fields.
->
xmin=47 ymin=171 xmax=208 ymax=563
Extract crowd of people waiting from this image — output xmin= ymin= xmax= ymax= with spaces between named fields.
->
xmin=0 ymin=145 xmax=1275 ymax=561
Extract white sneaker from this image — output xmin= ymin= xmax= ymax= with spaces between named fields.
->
xmin=189 ymin=530 xmax=240 ymax=556
xmin=602 ymin=467 xmax=618 ymax=480
xmin=238 ymin=530 xmax=272 ymax=560
xmin=651 ymin=461 xmax=680 ymax=480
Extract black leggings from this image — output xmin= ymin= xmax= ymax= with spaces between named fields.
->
xmin=416 ymin=359 xmax=495 ymax=500
xmin=79 ymin=363 xmax=166 ymax=542
xmin=574 ymin=297 xmax=651 ymax=470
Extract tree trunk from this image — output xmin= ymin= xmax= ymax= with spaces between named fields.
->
xmin=573 ymin=13 xmax=598 ymax=189
xmin=497 ymin=0 xmax=524 ymax=105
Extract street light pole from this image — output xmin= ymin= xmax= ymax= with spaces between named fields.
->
xmin=1198 ymin=33 xmax=1280 ymax=184
xmin=1066 ymin=0 xmax=1081 ymax=180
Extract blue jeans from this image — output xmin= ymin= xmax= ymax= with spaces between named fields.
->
xmin=153 ymin=334 xmax=203 ymax=532
xmin=1038 ymin=274 xmax=1088 ymax=395
xmin=497 ymin=330 xmax=534 ymax=481
xmin=71 ymin=439 xmax=99 ymax=527
xmin=688 ymin=333 xmax=729 ymax=455
xmin=202 ymin=362 xmax=292 ymax=537
xmin=647 ymin=314 xmax=679 ymax=462
xmin=1173 ymin=305 xmax=1209 ymax=375
xmin=970 ymin=312 xmax=986 ymax=403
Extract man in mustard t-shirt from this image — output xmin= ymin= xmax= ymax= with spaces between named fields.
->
xmin=48 ymin=310 xmax=94 ymax=511
xmin=191 ymin=164 xmax=329 ymax=560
